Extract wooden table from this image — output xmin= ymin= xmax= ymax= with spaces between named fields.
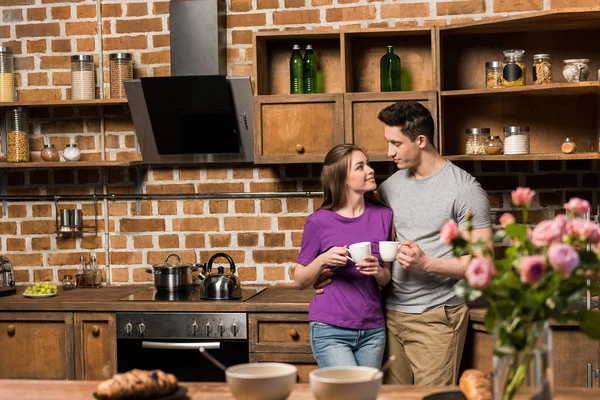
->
xmin=0 ymin=380 xmax=596 ymax=399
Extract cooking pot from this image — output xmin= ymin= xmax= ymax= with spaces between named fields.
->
xmin=198 ymin=252 xmax=242 ymax=300
xmin=146 ymin=253 xmax=198 ymax=292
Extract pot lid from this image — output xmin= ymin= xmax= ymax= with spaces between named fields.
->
xmin=151 ymin=253 xmax=195 ymax=270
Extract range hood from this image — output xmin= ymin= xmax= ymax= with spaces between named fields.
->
xmin=125 ymin=0 xmax=254 ymax=165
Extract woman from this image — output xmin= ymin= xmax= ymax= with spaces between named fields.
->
xmin=294 ymin=144 xmax=393 ymax=368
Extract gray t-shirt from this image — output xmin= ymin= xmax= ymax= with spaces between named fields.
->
xmin=378 ymin=161 xmax=491 ymax=314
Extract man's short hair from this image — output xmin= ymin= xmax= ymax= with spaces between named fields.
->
xmin=377 ymin=100 xmax=435 ymax=145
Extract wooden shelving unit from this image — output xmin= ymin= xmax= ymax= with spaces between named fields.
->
xmin=447 ymin=153 xmax=600 ymax=162
xmin=441 ymin=82 xmax=600 ymax=97
xmin=0 ymin=161 xmax=133 ymax=169
xmin=0 ymin=98 xmax=128 ymax=108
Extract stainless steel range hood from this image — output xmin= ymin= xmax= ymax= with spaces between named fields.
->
xmin=125 ymin=0 xmax=254 ymax=165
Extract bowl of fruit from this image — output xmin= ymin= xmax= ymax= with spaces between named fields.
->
xmin=23 ymin=282 xmax=58 ymax=298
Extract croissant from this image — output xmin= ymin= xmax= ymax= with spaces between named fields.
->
xmin=459 ymin=369 xmax=492 ymax=400
xmin=96 ymin=369 xmax=178 ymax=399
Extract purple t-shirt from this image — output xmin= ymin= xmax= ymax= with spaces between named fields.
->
xmin=296 ymin=202 xmax=393 ymax=329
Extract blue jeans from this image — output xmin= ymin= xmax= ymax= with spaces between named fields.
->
xmin=309 ymin=321 xmax=386 ymax=368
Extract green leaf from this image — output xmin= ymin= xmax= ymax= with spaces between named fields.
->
xmin=503 ymin=272 xmax=521 ymax=289
xmin=580 ymin=250 xmax=600 ymax=265
xmin=506 ymin=224 xmax=528 ymax=240
xmin=492 ymin=230 xmax=507 ymax=242
xmin=574 ymin=310 xmax=600 ymax=339
xmin=484 ymin=306 xmax=498 ymax=333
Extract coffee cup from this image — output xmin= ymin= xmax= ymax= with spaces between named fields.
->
xmin=348 ymin=242 xmax=371 ymax=264
xmin=379 ymin=241 xmax=400 ymax=262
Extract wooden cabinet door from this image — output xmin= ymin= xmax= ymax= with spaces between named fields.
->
xmin=551 ymin=326 xmax=600 ymax=388
xmin=0 ymin=312 xmax=74 ymax=379
xmin=249 ymin=313 xmax=312 ymax=353
xmin=250 ymin=353 xmax=318 ymax=383
xmin=344 ymin=91 xmax=438 ymax=161
xmin=254 ymin=94 xmax=345 ymax=164
xmin=74 ymin=312 xmax=117 ymax=380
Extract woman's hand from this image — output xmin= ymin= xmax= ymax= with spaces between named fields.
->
xmin=355 ymin=255 xmax=384 ymax=278
xmin=317 ymin=246 xmax=350 ymax=268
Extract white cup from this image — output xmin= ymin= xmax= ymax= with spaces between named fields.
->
xmin=348 ymin=241 xmax=371 ymax=264
xmin=379 ymin=241 xmax=400 ymax=262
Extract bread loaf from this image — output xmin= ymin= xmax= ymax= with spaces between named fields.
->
xmin=459 ymin=369 xmax=492 ymax=400
xmin=96 ymin=369 xmax=178 ymax=399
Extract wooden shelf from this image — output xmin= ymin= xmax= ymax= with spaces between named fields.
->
xmin=0 ymin=161 xmax=134 ymax=169
xmin=442 ymin=82 xmax=600 ymax=97
xmin=0 ymin=98 xmax=128 ymax=108
xmin=446 ymin=153 xmax=600 ymax=161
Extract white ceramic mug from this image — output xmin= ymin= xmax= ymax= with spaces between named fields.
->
xmin=348 ymin=241 xmax=371 ymax=264
xmin=379 ymin=241 xmax=400 ymax=262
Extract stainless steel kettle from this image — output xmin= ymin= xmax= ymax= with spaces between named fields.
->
xmin=197 ymin=252 xmax=242 ymax=300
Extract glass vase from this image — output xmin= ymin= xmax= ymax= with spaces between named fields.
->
xmin=493 ymin=322 xmax=553 ymax=400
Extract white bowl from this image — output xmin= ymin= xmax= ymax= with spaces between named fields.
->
xmin=226 ymin=362 xmax=297 ymax=400
xmin=309 ymin=366 xmax=383 ymax=400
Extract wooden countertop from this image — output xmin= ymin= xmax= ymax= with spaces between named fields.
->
xmin=0 ymin=285 xmax=315 ymax=313
xmin=0 ymin=380 xmax=596 ymax=400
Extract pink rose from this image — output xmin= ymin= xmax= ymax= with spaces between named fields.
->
xmin=519 ymin=255 xmax=546 ymax=284
xmin=531 ymin=219 xmax=564 ymax=247
xmin=564 ymin=198 xmax=591 ymax=215
xmin=511 ymin=187 xmax=536 ymax=207
xmin=499 ymin=213 xmax=515 ymax=228
xmin=567 ymin=219 xmax=600 ymax=244
xmin=465 ymin=258 xmax=496 ymax=289
xmin=547 ymin=243 xmax=580 ymax=277
xmin=440 ymin=220 xmax=460 ymax=245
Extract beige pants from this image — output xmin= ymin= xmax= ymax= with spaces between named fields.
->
xmin=384 ymin=304 xmax=469 ymax=386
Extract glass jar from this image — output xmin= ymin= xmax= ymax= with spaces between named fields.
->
xmin=0 ymin=46 xmax=15 ymax=102
xmin=561 ymin=137 xmax=577 ymax=154
xmin=503 ymin=126 xmax=530 ymax=155
xmin=5 ymin=107 xmax=29 ymax=163
xmin=465 ymin=128 xmax=489 ymax=155
xmin=502 ymin=49 xmax=526 ymax=87
xmin=40 ymin=144 xmax=59 ymax=162
xmin=109 ymin=53 xmax=133 ymax=99
xmin=486 ymin=61 xmax=503 ymax=88
xmin=71 ymin=55 xmax=95 ymax=100
xmin=533 ymin=54 xmax=552 ymax=85
xmin=563 ymin=59 xmax=590 ymax=82
xmin=63 ymin=144 xmax=81 ymax=161
xmin=0 ymin=136 xmax=5 ymax=162
xmin=484 ymin=136 xmax=504 ymax=155
xmin=62 ymin=274 xmax=76 ymax=290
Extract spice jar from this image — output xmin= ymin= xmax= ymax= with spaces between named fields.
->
xmin=40 ymin=144 xmax=59 ymax=161
xmin=533 ymin=54 xmax=552 ymax=85
xmin=109 ymin=53 xmax=133 ymax=99
xmin=485 ymin=61 xmax=503 ymax=88
xmin=0 ymin=47 xmax=15 ymax=103
xmin=62 ymin=274 xmax=76 ymax=290
xmin=63 ymin=144 xmax=81 ymax=161
xmin=561 ymin=137 xmax=577 ymax=154
xmin=563 ymin=59 xmax=590 ymax=82
xmin=0 ymin=137 xmax=5 ymax=162
xmin=502 ymin=49 xmax=526 ymax=87
xmin=5 ymin=107 xmax=29 ymax=163
xmin=484 ymin=136 xmax=504 ymax=155
xmin=503 ymin=126 xmax=530 ymax=155
xmin=71 ymin=55 xmax=95 ymax=100
xmin=465 ymin=128 xmax=489 ymax=155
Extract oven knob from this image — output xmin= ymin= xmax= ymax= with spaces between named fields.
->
xmin=205 ymin=322 xmax=211 ymax=336
xmin=218 ymin=323 xmax=224 ymax=336
xmin=137 ymin=322 xmax=146 ymax=335
xmin=232 ymin=323 xmax=238 ymax=337
xmin=191 ymin=321 xmax=199 ymax=336
xmin=124 ymin=322 xmax=133 ymax=335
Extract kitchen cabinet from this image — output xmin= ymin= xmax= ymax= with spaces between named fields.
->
xmin=253 ymin=9 xmax=600 ymax=163
xmin=0 ymin=312 xmax=75 ymax=379
xmin=74 ymin=312 xmax=117 ymax=380
xmin=248 ymin=313 xmax=318 ymax=383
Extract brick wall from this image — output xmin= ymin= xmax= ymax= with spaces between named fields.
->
xmin=0 ymin=0 xmax=598 ymax=286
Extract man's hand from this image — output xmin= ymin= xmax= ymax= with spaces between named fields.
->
xmin=396 ymin=240 xmax=430 ymax=272
xmin=313 ymin=268 xmax=333 ymax=294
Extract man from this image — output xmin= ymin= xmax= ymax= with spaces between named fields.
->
xmin=314 ymin=101 xmax=492 ymax=386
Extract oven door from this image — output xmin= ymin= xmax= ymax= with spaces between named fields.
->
xmin=117 ymin=338 xmax=249 ymax=382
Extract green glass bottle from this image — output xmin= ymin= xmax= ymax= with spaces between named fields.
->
xmin=303 ymin=45 xmax=317 ymax=94
xmin=380 ymin=45 xmax=401 ymax=92
xmin=290 ymin=44 xmax=304 ymax=94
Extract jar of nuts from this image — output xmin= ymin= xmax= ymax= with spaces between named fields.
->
xmin=533 ymin=54 xmax=552 ymax=84
xmin=5 ymin=107 xmax=29 ymax=163
xmin=109 ymin=53 xmax=133 ymax=99
xmin=503 ymin=49 xmax=526 ymax=87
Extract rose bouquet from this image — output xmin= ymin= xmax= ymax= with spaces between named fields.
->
xmin=442 ymin=187 xmax=600 ymax=400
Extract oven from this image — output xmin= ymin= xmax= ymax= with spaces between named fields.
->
xmin=116 ymin=312 xmax=249 ymax=382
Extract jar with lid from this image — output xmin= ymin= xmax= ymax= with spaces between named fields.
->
xmin=563 ymin=59 xmax=590 ymax=82
xmin=503 ymin=126 xmax=530 ymax=155
xmin=110 ymin=53 xmax=133 ymax=99
xmin=502 ymin=49 xmax=526 ymax=87
xmin=484 ymin=136 xmax=503 ymax=155
xmin=486 ymin=61 xmax=503 ymax=88
xmin=0 ymin=137 xmax=5 ymax=162
xmin=5 ymin=107 xmax=29 ymax=163
xmin=561 ymin=137 xmax=577 ymax=154
xmin=62 ymin=274 xmax=76 ymax=290
xmin=71 ymin=55 xmax=95 ymax=100
xmin=63 ymin=144 xmax=81 ymax=161
xmin=533 ymin=54 xmax=552 ymax=84
xmin=0 ymin=47 xmax=15 ymax=102
xmin=465 ymin=128 xmax=489 ymax=155
xmin=41 ymin=143 xmax=59 ymax=161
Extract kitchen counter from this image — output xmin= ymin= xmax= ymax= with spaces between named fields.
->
xmin=0 ymin=380 xmax=595 ymax=400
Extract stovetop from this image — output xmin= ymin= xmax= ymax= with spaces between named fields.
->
xmin=119 ymin=286 xmax=267 ymax=302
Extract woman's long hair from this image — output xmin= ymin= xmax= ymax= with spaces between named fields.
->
xmin=318 ymin=144 xmax=388 ymax=211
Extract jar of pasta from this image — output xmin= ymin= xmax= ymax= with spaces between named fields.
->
xmin=465 ymin=128 xmax=489 ymax=155
xmin=5 ymin=107 xmax=29 ymax=163
xmin=503 ymin=49 xmax=526 ymax=87
xmin=0 ymin=47 xmax=15 ymax=103
xmin=533 ymin=54 xmax=552 ymax=85
xmin=486 ymin=61 xmax=503 ymax=88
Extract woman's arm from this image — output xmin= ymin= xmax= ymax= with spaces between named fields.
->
xmin=293 ymin=246 xmax=349 ymax=290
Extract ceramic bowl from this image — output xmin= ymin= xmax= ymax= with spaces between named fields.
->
xmin=226 ymin=362 xmax=297 ymax=400
xmin=309 ymin=366 xmax=383 ymax=400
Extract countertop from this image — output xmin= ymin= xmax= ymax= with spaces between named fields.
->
xmin=0 ymin=380 xmax=595 ymax=400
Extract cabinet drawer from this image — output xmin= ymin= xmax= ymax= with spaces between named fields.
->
xmin=250 ymin=353 xmax=317 ymax=383
xmin=249 ymin=313 xmax=312 ymax=353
